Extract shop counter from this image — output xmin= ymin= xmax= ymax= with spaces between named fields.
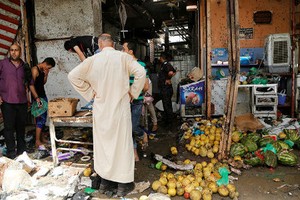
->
xmin=49 ymin=111 xmax=93 ymax=166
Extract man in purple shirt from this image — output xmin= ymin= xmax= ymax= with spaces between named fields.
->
xmin=0 ymin=43 xmax=28 ymax=159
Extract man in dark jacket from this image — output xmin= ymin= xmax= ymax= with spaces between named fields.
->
xmin=158 ymin=52 xmax=176 ymax=126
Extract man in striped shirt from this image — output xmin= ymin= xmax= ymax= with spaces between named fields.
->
xmin=122 ymin=40 xmax=149 ymax=162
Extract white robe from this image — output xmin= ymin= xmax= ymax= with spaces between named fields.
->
xmin=68 ymin=47 xmax=146 ymax=183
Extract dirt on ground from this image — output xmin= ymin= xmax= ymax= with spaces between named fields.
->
xmin=20 ymin=117 xmax=300 ymax=199
xmin=127 ymin=118 xmax=300 ymax=200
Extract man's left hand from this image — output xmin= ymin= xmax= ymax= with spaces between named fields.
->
xmin=129 ymin=92 xmax=134 ymax=102
xmin=165 ymin=79 xmax=172 ymax=85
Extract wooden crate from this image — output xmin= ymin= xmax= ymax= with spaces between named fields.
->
xmin=48 ymin=98 xmax=79 ymax=117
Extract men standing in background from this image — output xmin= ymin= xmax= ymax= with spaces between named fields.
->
xmin=64 ymin=35 xmax=99 ymax=61
xmin=158 ymin=52 xmax=176 ymax=126
xmin=68 ymin=33 xmax=146 ymax=197
xmin=122 ymin=40 xmax=149 ymax=162
xmin=0 ymin=43 xmax=28 ymax=159
xmin=29 ymin=57 xmax=56 ymax=149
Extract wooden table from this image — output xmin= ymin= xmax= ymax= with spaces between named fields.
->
xmin=49 ymin=111 xmax=93 ymax=166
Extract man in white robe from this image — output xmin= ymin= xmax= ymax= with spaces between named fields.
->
xmin=68 ymin=33 xmax=146 ymax=197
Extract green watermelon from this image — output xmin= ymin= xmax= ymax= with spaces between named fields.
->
xmin=244 ymin=156 xmax=263 ymax=166
xmin=272 ymin=141 xmax=282 ymax=153
xmin=277 ymin=140 xmax=290 ymax=150
xmin=230 ymin=143 xmax=246 ymax=157
xmin=285 ymin=129 xmax=300 ymax=143
xmin=244 ymin=139 xmax=258 ymax=152
xmin=247 ymin=132 xmax=261 ymax=143
xmin=278 ymin=150 xmax=298 ymax=166
xmin=240 ymin=136 xmax=248 ymax=145
xmin=264 ymin=150 xmax=277 ymax=168
xmin=258 ymin=137 xmax=274 ymax=147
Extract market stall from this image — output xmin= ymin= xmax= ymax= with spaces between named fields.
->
xmin=49 ymin=112 xmax=93 ymax=166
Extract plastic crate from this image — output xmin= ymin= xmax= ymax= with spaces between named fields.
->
xmin=252 ymin=105 xmax=277 ymax=114
xmin=253 ymin=113 xmax=277 ymax=119
xmin=255 ymin=95 xmax=278 ymax=105
xmin=253 ymin=84 xmax=277 ymax=95
xmin=180 ymin=104 xmax=203 ymax=118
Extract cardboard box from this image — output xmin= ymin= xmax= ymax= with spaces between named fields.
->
xmin=48 ymin=98 xmax=79 ymax=117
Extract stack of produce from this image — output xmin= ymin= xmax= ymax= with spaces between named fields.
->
xmin=230 ymin=129 xmax=299 ymax=168
xmin=151 ymin=158 xmax=239 ymax=199
xmin=182 ymin=118 xmax=223 ymax=158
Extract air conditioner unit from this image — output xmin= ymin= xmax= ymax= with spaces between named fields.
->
xmin=263 ymin=33 xmax=291 ymax=73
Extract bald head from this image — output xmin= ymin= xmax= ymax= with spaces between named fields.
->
xmin=98 ymin=33 xmax=114 ymax=50
xmin=9 ymin=43 xmax=21 ymax=61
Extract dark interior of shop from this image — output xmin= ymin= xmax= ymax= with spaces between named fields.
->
xmin=102 ymin=0 xmax=198 ymax=55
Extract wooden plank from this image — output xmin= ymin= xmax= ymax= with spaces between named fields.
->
xmin=219 ymin=0 xmax=241 ymax=159
xmin=206 ymin=0 xmax=212 ymax=118
xmin=21 ymin=0 xmax=30 ymax=64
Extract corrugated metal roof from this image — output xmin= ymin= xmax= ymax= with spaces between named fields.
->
xmin=0 ymin=0 xmax=21 ymax=60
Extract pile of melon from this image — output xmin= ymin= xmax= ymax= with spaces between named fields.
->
xmin=151 ymin=159 xmax=239 ymax=199
xmin=182 ymin=118 xmax=223 ymax=158
xmin=230 ymin=129 xmax=299 ymax=168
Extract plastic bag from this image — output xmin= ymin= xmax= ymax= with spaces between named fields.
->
xmin=251 ymin=77 xmax=268 ymax=84
xmin=284 ymin=139 xmax=294 ymax=148
xmin=144 ymin=93 xmax=154 ymax=105
xmin=217 ymin=167 xmax=230 ymax=186
xmin=263 ymin=143 xmax=277 ymax=154
xmin=31 ymin=98 xmax=48 ymax=117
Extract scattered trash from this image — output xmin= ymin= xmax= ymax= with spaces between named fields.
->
xmin=71 ymin=190 xmax=90 ymax=200
xmin=32 ymin=167 xmax=50 ymax=178
xmin=230 ymin=167 xmax=242 ymax=175
xmin=273 ymin=178 xmax=281 ymax=182
xmin=57 ymin=152 xmax=75 ymax=161
xmin=148 ymin=193 xmax=171 ymax=200
xmin=51 ymin=166 xmax=64 ymax=177
xmin=25 ymin=135 xmax=33 ymax=143
xmin=15 ymin=152 xmax=36 ymax=173
xmin=78 ymin=176 xmax=91 ymax=189
xmin=277 ymin=184 xmax=299 ymax=193
xmin=84 ymin=187 xmax=95 ymax=194
xmin=260 ymin=118 xmax=300 ymax=136
xmin=33 ymin=149 xmax=50 ymax=160
xmin=228 ymin=175 xmax=238 ymax=181
xmin=2 ymin=168 xmax=33 ymax=192
xmin=154 ymin=154 xmax=193 ymax=170
xmin=128 ymin=181 xmax=150 ymax=195
xmin=80 ymin=155 xmax=91 ymax=162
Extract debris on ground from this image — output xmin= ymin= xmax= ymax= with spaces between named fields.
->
xmin=0 ymin=155 xmax=85 ymax=199
xmin=154 ymin=154 xmax=194 ymax=170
